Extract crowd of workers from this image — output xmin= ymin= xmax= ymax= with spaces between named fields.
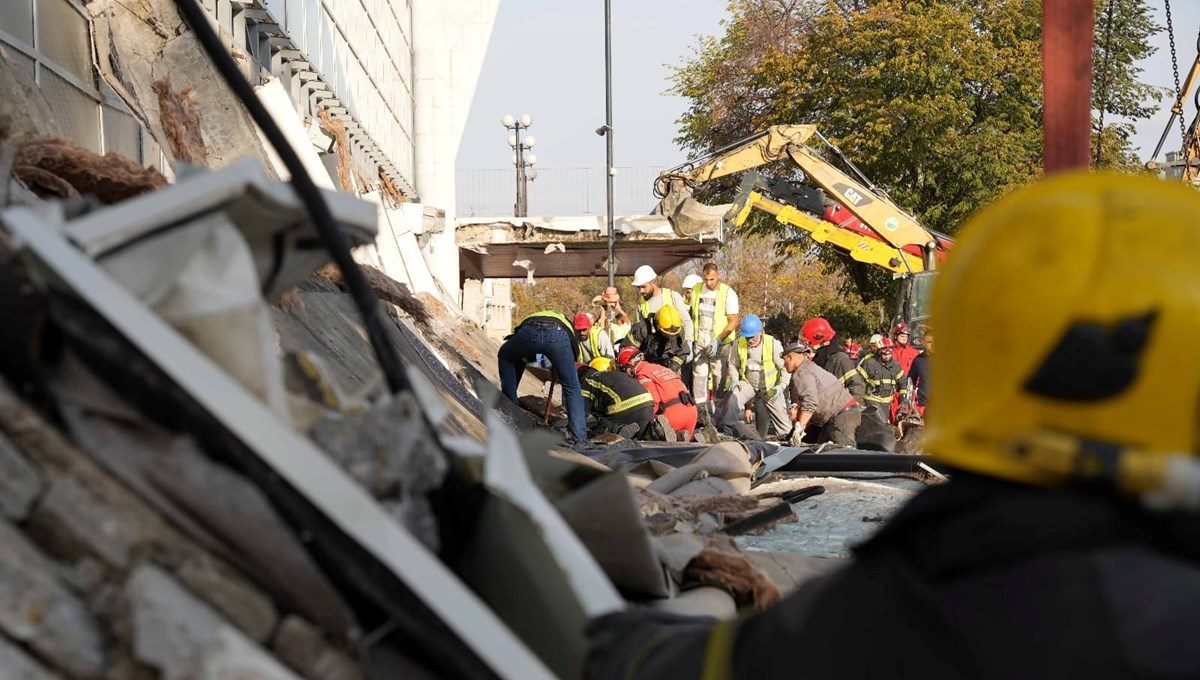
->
xmin=497 ymin=261 xmax=931 ymax=449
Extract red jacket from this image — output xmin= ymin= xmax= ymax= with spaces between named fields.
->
xmin=893 ymin=345 xmax=920 ymax=376
xmin=633 ymin=362 xmax=697 ymax=436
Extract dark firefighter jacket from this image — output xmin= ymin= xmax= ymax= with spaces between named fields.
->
xmin=623 ymin=317 xmax=688 ymax=373
xmin=579 ymin=368 xmax=654 ymax=417
xmin=813 ymin=341 xmax=865 ymax=405
xmin=586 ymin=473 xmax=1200 ymax=679
xmin=856 ymin=353 xmax=907 ymax=408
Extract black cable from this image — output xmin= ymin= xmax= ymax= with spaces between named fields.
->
xmin=173 ymin=0 xmax=408 ymax=395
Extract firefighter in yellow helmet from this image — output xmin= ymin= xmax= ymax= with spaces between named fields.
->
xmin=620 ymin=304 xmax=689 ymax=374
xmin=586 ymin=173 xmax=1200 ymax=679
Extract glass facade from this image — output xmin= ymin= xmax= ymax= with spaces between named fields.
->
xmin=0 ymin=0 xmax=148 ymax=165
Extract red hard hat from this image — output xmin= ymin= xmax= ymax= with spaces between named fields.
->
xmin=892 ymin=321 xmax=910 ymax=335
xmin=573 ymin=312 xmax=593 ymax=331
xmin=616 ymin=345 xmax=643 ymax=368
xmin=880 ymin=338 xmax=895 ymax=350
xmin=801 ymin=317 xmax=835 ymax=345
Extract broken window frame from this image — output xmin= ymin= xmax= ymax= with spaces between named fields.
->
xmin=0 ymin=0 xmax=148 ymax=164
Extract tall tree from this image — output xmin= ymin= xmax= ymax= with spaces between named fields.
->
xmin=672 ymin=0 xmax=1162 ymax=239
xmin=1092 ymin=0 xmax=1164 ymax=169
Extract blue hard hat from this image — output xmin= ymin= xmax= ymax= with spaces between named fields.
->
xmin=739 ymin=314 xmax=763 ymax=338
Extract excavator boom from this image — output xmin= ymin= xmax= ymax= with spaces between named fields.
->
xmin=655 ymin=124 xmax=945 ymax=261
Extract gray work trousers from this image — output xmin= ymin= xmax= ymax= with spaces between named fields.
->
xmin=724 ymin=381 xmax=792 ymax=437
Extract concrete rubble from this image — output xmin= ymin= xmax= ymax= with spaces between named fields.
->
xmin=0 ymin=5 xmax=936 ymax=679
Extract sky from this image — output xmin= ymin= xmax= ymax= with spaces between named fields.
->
xmin=458 ymin=1 xmax=1200 ymax=175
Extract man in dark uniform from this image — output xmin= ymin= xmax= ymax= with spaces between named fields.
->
xmin=577 ymin=362 xmax=654 ymax=439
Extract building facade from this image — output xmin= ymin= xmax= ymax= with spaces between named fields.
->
xmin=0 ymin=0 xmax=498 ymax=308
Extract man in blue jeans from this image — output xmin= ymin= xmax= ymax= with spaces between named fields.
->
xmin=498 ymin=310 xmax=588 ymax=443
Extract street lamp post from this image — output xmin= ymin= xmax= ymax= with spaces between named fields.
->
xmin=502 ymin=114 xmax=538 ymax=217
xmin=603 ymin=0 xmax=615 ymax=286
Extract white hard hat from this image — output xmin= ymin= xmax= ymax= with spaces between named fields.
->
xmin=631 ymin=265 xmax=657 ymax=286
xmin=869 ymin=333 xmax=884 ymax=347
xmin=682 ymin=274 xmax=703 ymax=290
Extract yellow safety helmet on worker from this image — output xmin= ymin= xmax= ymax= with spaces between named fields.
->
xmin=925 ymin=172 xmax=1200 ymax=509
xmin=656 ymin=305 xmax=683 ymax=336
xmin=589 ymin=357 xmax=614 ymax=372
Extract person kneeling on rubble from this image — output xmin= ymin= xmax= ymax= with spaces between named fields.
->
xmin=779 ymin=341 xmax=859 ymax=447
xmin=617 ymin=346 xmax=697 ymax=442
xmin=723 ymin=314 xmax=791 ymax=439
xmin=578 ymin=358 xmax=655 ymax=440
xmin=622 ymin=305 xmax=689 ymax=374
xmin=498 ymin=310 xmax=587 ymax=443
xmin=586 ymin=173 xmax=1200 ymax=679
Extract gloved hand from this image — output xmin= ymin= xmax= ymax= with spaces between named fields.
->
xmin=788 ymin=427 xmax=807 ymax=447
xmin=707 ymin=339 xmax=721 ymax=359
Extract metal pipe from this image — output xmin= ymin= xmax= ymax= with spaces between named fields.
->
xmin=721 ymin=486 xmax=825 ymax=536
xmin=1042 ymin=0 xmax=1094 ymax=173
xmin=604 ymin=0 xmax=615 ymax=286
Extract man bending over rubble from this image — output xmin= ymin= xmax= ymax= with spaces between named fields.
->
xmin=586 ymin=173 xmax=1200 ymax=679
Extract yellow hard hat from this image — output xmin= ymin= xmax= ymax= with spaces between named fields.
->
xmin=656 ymin=305 xmax=683 ymax=336
xmin=925 ymin=172 xmax=1200 ymax=507
xmin=589 ymin=357 xmax=614 ymax=372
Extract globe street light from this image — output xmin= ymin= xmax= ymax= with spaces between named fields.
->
xmin=502 ymin=114 xmax=537 ymax=217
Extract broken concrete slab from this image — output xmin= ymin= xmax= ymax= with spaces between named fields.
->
xmin=25 ymin=476 xmax=146 ymax=570
xmin=272 ymin=615 xmax=364 ymax=680
xmin=176 ymin=553 xmax=278 ymax=644
xmin=0 ymin=634 xmax=61 ymax=680
xmin=0 ymin=430 xmax=42 ymax=521
xmin=126 ymin=563 xmax=289 ymax=680
xmin=196 ymin=628 xmax=304 ymax=680
xmin=88 ymin=0 xmax=276 ymax=174
xmin=0 ymin=519 xmax=104 ymax=678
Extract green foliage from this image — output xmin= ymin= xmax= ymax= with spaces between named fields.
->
xmin=671 ymin=0 xmax=1162 ymax=245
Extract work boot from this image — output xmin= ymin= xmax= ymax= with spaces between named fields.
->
xmin=655 ymin=415 xmax=677 ymax=442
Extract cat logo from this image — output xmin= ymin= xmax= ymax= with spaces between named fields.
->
xmin=832 ymin=182 xmax=872 ymax=207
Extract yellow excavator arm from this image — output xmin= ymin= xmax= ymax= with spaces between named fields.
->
xmin=656 ymin=125 xmax=942 ymax=260
xmin=728 ymin=186 xmax=928 ymax=274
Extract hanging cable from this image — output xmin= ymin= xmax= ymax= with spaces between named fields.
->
xmin=1094 ymin=0 xmax=1119 ymax=165
xmin=172 ymin=0 xmax=409 ymax=395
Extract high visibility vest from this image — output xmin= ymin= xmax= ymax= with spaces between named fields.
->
xmin=690 ymin=283 xmax=732 ymax=344
xmin=736 ymin=334 xmax=779 ymax=389
xmin=638 ymin=291 xmax=681 ymax=322
xmin=518 ymin=310 xmax=582 ymax=361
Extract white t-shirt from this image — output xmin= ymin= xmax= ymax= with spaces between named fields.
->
xmin=697 ymin=286 xmax=740 ymax=333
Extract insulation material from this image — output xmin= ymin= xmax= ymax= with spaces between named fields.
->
xmin=7 ymin=136 xmax=168 ymax=204
xmin=152 ymin=75 xmax=208 ymax=166
xmin=317 ymin=110 xmax=354 ymax=193
xmin=96 ymin=214 xmax=290 ymax=420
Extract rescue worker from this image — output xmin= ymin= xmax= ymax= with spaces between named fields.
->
xmin=801 ymin=317 xmax=866 ymax=406
xmin=688 ymin=263 xmax=740 ymax=414
xmin=617 ymin=346 xmax=697 ymax=441
xmin=680 ymin=273 xmax=703 ymax=306
xmin=844 ymin=339 xmax=862 ymax=361
xmin=857 ymin=337 xmax=907 ymax=423
xmin=574 ymin=312 xmax=614 ymax=364
xmin=891 ymin=321 xmax=920 ymax=375
xmin=724 ymin=314 xmax=790 ymax=438
xmin=497 ymin=310 xmax=586 ymax=443
xmin=592 ymin=286 xmax=630 ymax=342
xmin=587 ymin=173 xmax=1200 ymax=679
xmin=779 ymin=341 xmax=859 ymax=447
xmin=624 ymin=306 xmax=688 ymax=373
xmin=631 ymin=265 xmax=693 ymax=355
xmin=577 ymin=358 xmax=655 ymax=439
xmin=907 ymin=330 xmax=933 ymax=415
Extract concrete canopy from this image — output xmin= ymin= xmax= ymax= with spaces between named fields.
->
xmin=457 ymin=215 xmax=722 ymax=281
